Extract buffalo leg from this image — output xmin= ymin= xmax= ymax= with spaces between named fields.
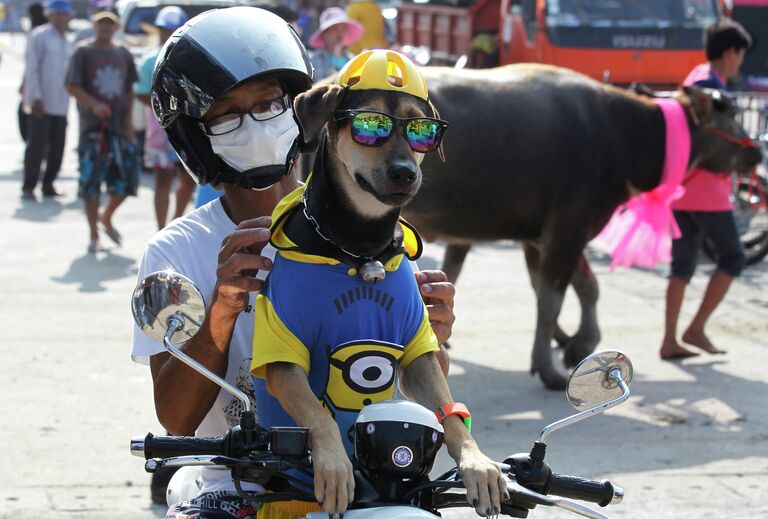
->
xmin=528 ymin=237 xmax=584 ymax=390
xmin=524 ymin=242 xmax=572 ymax=349
xmin=563 ymin=254 xmax=601 ymax=368
xmin=441 ymin=243 xmax=472 ymax=283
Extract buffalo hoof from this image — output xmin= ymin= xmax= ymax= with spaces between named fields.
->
xmin=563 ymin=333 xmax=600 ymax=369
xmin=553 ymin=326 xmax=570 ymax=349
xmin=533 ymin=367 xmax=568 ymax=391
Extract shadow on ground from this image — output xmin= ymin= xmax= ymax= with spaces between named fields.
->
xmin=447 ymin=357 xmax=767 ymax=475
xmin=51 ymin=250 xmax=138 ymax=292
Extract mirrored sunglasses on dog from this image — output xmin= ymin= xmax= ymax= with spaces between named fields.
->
xmin=334 ymin=110 xmax=449 ymax=153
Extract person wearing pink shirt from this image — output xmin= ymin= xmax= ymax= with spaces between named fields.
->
xmin=660 ymin=19 xmax=752 ymax=360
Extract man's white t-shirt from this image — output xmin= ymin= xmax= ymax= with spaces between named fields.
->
xmin=131 ymin=198 xmax=273 ymax=492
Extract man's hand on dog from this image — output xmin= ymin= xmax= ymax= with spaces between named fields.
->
xmin=213 ymin=216 xmax=273 ymax=316
xmin=310 ymin=418 xmax=355 ymax=515
xmin=416 ymin=270 xmax=456 ymax=345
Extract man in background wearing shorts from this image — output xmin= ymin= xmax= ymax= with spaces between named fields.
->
xmin=135 ymin=6 xmax=195 ymax=230
xmin=660 ymin=19 xmax=752 ymax=360
xmin=65 ymin=9 xmax=138 ymax=253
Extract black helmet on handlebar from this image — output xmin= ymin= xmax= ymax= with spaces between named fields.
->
xmin=151 ymin=6 xmax=314 ymax=188
xmin=354 ymin=400 xmax=443 ymax=483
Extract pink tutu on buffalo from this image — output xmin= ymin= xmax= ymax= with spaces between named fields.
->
xmin=595 ymin=98 xmax=691 ymax=270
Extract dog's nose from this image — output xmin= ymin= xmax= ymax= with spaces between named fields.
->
xmin=387 ymin=164 xmax=417 ymax=186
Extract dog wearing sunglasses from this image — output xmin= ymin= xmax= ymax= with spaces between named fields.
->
xmin=248 ymin=64 xmax=460 ymax=509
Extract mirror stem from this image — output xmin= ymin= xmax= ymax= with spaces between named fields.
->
xmin=163 ymin=315 xmax=252 ymax=413
xmin=539 ymin=368 xmax=629 ymax=445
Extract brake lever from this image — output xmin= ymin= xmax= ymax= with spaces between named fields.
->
xmin=144 ymin=455 xmax=219 ymax=472
xmin=506 ymin=481 xmax=609 ymax=519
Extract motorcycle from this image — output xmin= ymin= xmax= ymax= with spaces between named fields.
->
xmin=131 ymin=271 xmax=633 ymax=518
xmin=703 ymin=167 xmax=768 ymax=266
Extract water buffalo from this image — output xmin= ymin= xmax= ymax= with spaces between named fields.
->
xmin=402 ymin=64 xmax=762 ymax=390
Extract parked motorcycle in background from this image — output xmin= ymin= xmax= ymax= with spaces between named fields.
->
xmin=703 ymin=167 xmax=768 ymax=265
xmin=131 ymin=271 xmax=633 ymax=518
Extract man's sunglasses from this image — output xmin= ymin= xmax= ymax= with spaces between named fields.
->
xmin=333 ymin=110 xmax=449 ymax=153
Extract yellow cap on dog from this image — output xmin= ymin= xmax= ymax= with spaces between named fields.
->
xmin=336 ymin=50 xmax=429 ymax=101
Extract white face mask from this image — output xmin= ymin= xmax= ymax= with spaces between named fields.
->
xmin=208 ymin=108 xmax=300 ymax=174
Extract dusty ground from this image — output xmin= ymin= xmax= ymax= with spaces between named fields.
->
xmin=0 ymin=34 xmax=766 ymax=519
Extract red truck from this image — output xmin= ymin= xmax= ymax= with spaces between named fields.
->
xmin=396 ymin=0 xmax=722 ymax=88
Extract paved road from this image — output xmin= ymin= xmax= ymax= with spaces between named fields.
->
xmin=1 ymin=34 xmax=767 ymax=519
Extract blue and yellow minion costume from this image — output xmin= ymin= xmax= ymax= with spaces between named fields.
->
xmin=249 ymin=52 xmax=441 ymax=495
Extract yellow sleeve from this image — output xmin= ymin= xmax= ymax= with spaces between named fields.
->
xmin=250 ymin=294 xmax=310 ymax=378
xmin=399 ymin=306 xmax=440 ymax=369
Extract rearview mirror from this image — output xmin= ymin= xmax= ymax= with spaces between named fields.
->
xmin=567 ymin=350 xmax=633 ymax=410
xmin=539 ymin=350 xmax=633 ymax=444
xmin=131 ymin=271 xmax=206 ymax=344
xmin=130 ymin=271 xmax=254 ymax=415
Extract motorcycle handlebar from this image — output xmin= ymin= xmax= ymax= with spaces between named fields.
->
xmin=547 ymin=473 xmax=623 ymax=507
xmin=132 ymin=433 xmax=226 ymax=460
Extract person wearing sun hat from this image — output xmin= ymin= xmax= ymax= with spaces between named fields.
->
xmin=309 ymin=6 xmax=364 ymax=81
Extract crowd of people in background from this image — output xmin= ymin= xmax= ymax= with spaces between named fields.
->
xmin=14 ymin=0 xmax=391 ymax=254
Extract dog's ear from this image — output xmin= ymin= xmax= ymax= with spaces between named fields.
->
xmin=294 ymin=84 xmax=346 ymax=151
xmin=682 ymin=86 xmax=714 ymax=126
xmin=429 ymin=99 xmax=447 ymax=163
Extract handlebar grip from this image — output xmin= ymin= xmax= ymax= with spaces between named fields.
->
xmin=547 ymin=473 xmax=623 ymax=507
xmin=141 ymin=433 xmax=226 ymax=460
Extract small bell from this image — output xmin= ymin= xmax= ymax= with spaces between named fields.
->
xmin=359 ymin=260 xmax=386 ymax=284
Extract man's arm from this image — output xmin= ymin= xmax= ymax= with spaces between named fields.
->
xmin=65 ymin=84 xmax=112 ymax=119
xmin=401 ymin=353 xmax=508 ymax=517
xmin=25 ymin=31 xmax=44 ymax=117
xmin=265 ymin=362 xmax=355 ymax=516
xmin=123 ymin=90 xmax=135 ymax=141
xmin=135 ymin=53 xmax=154 ymax=106
xmin=149 ymin=218 xmax=273 ymax=435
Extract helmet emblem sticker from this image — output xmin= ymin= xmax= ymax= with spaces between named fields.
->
xmin=366 ymin=423 xmax=376 ymax=435
xmin=432 ymin=431 xmax=438 ymax=443
xmin=392 ymin=446 xmax=413 ymax=468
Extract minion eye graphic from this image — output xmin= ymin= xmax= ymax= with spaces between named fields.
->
xmin=326 ymin=340 xmax=405 ymax=412
xmin=339 ymin=352 xmax=396 ymax=394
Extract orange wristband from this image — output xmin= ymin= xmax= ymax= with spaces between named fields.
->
xmin=435 ymin=402 xmax=472 ymax=432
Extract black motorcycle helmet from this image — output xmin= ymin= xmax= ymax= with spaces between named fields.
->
xmin=151 ymin=6 xmax=314 ymax=188
xmin=354 ymin=400 xmax=444 ymax=490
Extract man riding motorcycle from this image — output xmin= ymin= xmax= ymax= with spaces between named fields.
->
xmin=131 ymin=7 xmax=458 ymax=518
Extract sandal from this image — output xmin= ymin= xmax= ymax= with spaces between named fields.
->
xmin=88 ymin=240 xmax=105 ymax=254
xmin=102 ymin=226 xmax=122 ymax=246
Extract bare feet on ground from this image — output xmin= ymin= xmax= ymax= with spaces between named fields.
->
xmin=660 ymin=336 xmax=700 ymax=360
xmin=682 ymin=328 xmax=727 ymax=354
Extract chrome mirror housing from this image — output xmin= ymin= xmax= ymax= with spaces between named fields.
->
xmin=567 ymin=350 xmax=633 ymax=410
xmin=130 ymin=272 xmax=252 ymax=414
xmin=131 ymin=271 xmax=206 ymax=344
xmin=539 ymin=350 xmax=633 ymax=445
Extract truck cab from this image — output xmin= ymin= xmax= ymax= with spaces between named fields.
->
xmin=397 ymin=0 xmax=720 ymax=88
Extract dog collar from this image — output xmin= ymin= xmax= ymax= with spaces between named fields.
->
xmin=268 ymin=182 xmax=423 ymax=280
